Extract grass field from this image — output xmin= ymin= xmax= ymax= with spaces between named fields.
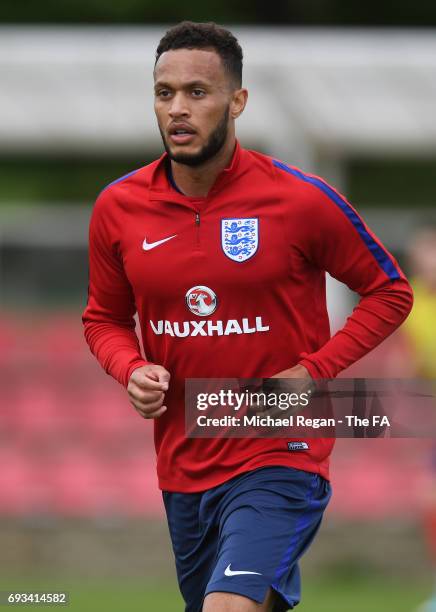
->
xmin=0 ymin=576 xmax=429 ymax=611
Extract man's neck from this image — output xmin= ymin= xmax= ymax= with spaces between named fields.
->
xmin=170 ymin=137 xmax=236 ymax=198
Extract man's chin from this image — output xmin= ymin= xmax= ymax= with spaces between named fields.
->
xmin=168 ymin=147 xmax=207 ymax=167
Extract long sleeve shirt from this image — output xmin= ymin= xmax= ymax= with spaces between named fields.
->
xmin=82 ymin=141 xmax=413 ymax=491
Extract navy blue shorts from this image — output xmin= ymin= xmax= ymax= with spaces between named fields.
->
xmin=163 ymin=466 xmax=332 ymax=611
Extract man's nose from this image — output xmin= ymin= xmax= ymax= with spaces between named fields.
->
xmin=168 ymin=93 xmax=190 ymax=118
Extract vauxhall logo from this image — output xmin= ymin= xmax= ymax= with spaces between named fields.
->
xmin=149 ymin=285 xmax=270 ymax=337
xmin=185 ymin=286 xmax=217 ymax=316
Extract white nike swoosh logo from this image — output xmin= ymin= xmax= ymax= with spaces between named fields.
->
xmin=142 ymin=234 xmax=177 ymax=251
xmin=224 ymin=564 xmax=262 ymax=577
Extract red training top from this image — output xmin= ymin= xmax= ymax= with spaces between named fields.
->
xmin=82 ymin=141 xmax=413 ymax=492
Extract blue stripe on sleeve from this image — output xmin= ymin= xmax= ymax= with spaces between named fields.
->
xmin=272 ymin=159 xmax=400 ymax=281
xmin=102 ymin=168 xmax=140 ymax=192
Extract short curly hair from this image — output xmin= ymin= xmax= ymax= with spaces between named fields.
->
xmin=155 ymin=21 xmax=243 ymax=88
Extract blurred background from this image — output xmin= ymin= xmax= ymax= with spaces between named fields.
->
xmin=1 ymin=1 xmax=436 ymax=611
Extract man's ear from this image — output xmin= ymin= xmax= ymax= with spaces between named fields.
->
xmin=230 ymin=88 xmax=248 ymax=119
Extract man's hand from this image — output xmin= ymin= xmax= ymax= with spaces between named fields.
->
xmin=127 ymin=364 xmax=171 ymax=419
xmin=268 ymin=363 xmax=314 ymax=401
xmin=271 ymin=364 xmax=312 ymax=379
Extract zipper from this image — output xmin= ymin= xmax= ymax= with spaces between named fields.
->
xmin=195 ymin=212 xmax=200 ymax=247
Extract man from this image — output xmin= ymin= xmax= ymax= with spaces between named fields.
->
xmin=82 ymin=21 xmax=413 ymax=612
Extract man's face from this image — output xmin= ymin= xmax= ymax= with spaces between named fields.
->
xmin=154 ymin=48 xmax=234 ymax=166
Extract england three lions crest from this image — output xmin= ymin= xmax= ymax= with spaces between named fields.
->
xmin=221 ymin=218 xmax=259 ymax=262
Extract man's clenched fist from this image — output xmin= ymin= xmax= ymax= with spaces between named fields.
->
xmin=127 ymin=364 xmax=171 ymax=419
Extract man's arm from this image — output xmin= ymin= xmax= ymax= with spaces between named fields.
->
xmin=298 ymin=277 xmax=413 ymax=379
xmin=82 ymin=190 xmax=171 ymax=418
xmin=82 ymin=190 xmax=149 ymax=388
xmin=295 ymin=178 xmax=413 ymax=379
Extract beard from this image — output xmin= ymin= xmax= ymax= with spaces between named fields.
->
xmin=159 ymin=107 xmax=229 ymax=167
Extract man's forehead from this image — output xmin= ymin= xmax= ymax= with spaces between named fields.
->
xmin=154 ymin=48 xmax=225 ymax=83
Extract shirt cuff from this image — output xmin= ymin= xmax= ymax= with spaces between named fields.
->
xmin=298 ymin=356 xmax=324 ymax=380
xmin=124 ymin=359 xmax=151 ymax=388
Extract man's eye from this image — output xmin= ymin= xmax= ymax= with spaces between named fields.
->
xmin=192 ymin=89 xmax=205 ymax=97
xmin=157 ymin=90 xmax=171 ymax=98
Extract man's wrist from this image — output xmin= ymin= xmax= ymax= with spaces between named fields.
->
xmin=292 ymin=364 xmax=312 ymax=378
xmin=297 ymin=359 xmax=320 ymax=380
xmin=125 ymin=359 xmax=150 ymax=387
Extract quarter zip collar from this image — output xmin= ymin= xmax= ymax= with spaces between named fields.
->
xmin=149 ymin=140 xmax=244 ymax=206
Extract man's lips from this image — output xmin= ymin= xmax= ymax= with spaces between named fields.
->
xmin=170 ymin=133 xmax=196 ymax=145
xmin=168 ymin=124 xmax=197 ymax=145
